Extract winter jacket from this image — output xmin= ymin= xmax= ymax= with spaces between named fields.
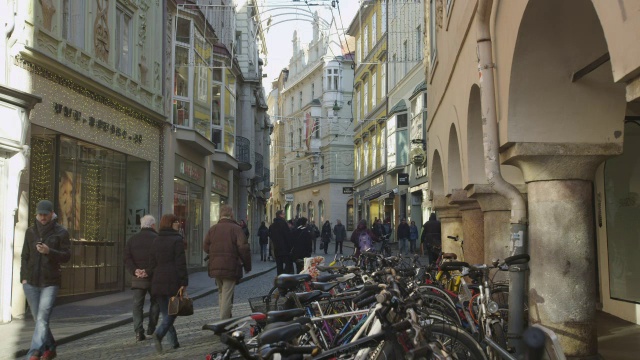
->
xmin=203 ymin=218 xmax=252 ymax=280
xmin=291 ymin=226 xmax=313 ymax=260
xmin=269 ymin=217 xmax=293 ymax=257
xmin=258 ymin=225 xmax=269 ymax=245
xmin=149 ymin=229 xmax=188 ymax=296
xmin=321 ymin=223 xmax=332 ymax=242
xmin=308 ymin=224 xmax=320 ymax=239
xmin=409 ymin=224 xmax=419 ymax=241
xmin=421 ymin=216 xmax=442 ymax=248
xmin=20 ymin=220 xmax=71 ymax=287
xmin=397 ymin=222 xmax=411 ymax=240
xmin=124 ymin=227 xmax=157 ymax=289
xmin=350 ymin=228 xmax=377 ymax=250
xmin=333 ymin=224 xmax=347 ymax=242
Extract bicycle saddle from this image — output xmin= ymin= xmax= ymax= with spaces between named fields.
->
xmin=316 ymin=273 xmax=341 ymax=282
xmin=311 ymin=281 xmax=340 ymax=292
xmin=295 ymin=290 xmax=323 ymax=304
xmin=442 ymin=253 xmax=458 ymax=260
xmin=258 ymin=323 xmax=306 ymax=346
xmin=202 ymin=314 xmax=246 ymax=335
xmin=275 ymin=274 xmax=312 ymax=290
xmin=264 ymin=317 xmax=312 ymax=331
xmin=267 ymin=308 xmax=306 ymax=323
xmin=440 ymin=261 xmax=470 ymax=271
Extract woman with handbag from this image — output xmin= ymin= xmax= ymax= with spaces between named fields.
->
xmin=149 ymin=214 xmax=188 ymax=354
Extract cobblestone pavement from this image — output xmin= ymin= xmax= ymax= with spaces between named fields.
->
xmin=38 ymin=268 xmax=278 ymax=360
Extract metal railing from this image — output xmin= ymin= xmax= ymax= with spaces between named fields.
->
xmin=263 ymin=168 xmax=270 ymax=188
xmin=235 ymin=136 xmax=251 ymax=170
xmin=254 ymin=152 xmax=263 ymax=179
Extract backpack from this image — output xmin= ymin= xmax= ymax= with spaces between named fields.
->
xmin=358 ymin=231 xmax=373 ymax=251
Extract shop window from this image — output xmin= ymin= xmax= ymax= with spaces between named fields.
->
xmin=115 ymin=5 xmax=133 ymax=75
xmin=174 ymin=179 xmax=204 ymax=267
xmin=346 ymin=199 xmax=354 ymax=231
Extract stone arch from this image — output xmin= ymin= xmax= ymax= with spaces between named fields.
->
xmin=507 ymin=0 xmax=626 ymax=144
xmin=430 ymin=150 xmax=445 ymax=197
xmin=447 ymin=124 xmax=463 ymax=194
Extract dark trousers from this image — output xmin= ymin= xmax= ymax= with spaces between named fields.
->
xmin=132 ymin=288 xmax=159 ymax=334
xmin=294 ymin=259 xmax=305 ymax=274
xmin=313 ymin=238 xmax=317 ymax=252
xmin=409 ymin=239 xmax=417 ymax=253
xmin=276 ymin=255 xmax=293 ymax=275
xmin=334 ymin=241 xmax=343 ymax=254
xmin=260 ymin=243 xmax=268 ymax=260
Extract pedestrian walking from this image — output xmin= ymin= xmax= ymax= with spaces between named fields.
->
xmin=258 ymin=221 xmax=269 ymax=261
xmin=21 ymin=200 xmax=71 ymax=360
xmin=350 ymin=219 xmax=377 ymax=257
xmin=204 ymin=205 xmax=252 ymax=320
xmin=409 ymin=220 xmax=419 ymax=254
xmin=124 ymin=214 xmax=160 ymax=342
xmin=308 ymin=220 xmax=320 ymax=253
xmin=291 ymin=217 xmax=313 ymax=274
xmin=269 ymin=210 xmax=294 ymax=274
xmin=372 ymin=218 xmax=384 ymax=239
xmin=321 ymin=220 xmax=332 ymax=254
xmin=397 ymin=218 xmax=410 ymax=255
xmin=421 ymin=213 xmax=442 ymax=265
xmin=383 ymin=217 xmax=393 ymax=242
xmin=239 ymin=219 xmax=250 ymax=240
xmin=333 ymin=219 xmax=347 ymax=254
xmin=149 ymin=214 xmax=188 ymax=354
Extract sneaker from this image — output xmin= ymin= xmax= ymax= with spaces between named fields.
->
xmin=28 ymin=352 xmax=40 ymax=360
xmin=41 ymin=350 xmax=57 ymax=360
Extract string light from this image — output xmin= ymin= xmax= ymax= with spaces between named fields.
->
xmin=28 ymin=137 xmax=55 ymax=225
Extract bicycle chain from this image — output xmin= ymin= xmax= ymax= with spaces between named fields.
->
xmin=369 ymin=339 xmax=385 ymax=360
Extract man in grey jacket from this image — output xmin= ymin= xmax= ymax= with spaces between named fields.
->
xmin=333 ymin=219 xmax=347 ymax=254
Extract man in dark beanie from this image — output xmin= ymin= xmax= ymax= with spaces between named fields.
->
xmin=21 ymin=200 xmax=71 ymax=360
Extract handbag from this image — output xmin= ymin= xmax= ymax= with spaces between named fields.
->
xmin=168 ymin=288 xmax=193 ymax=316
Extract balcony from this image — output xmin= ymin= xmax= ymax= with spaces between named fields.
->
xmin=236 ymin=136 xmax=252 ymax=171
xmin=254 ymin=152 xmax=264 ymax=180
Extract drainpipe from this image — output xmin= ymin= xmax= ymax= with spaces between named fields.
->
xmin=476 ymin=0 xmax=528 ymax=355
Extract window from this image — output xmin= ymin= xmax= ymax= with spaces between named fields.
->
xmin=311 ymin=83 xmax=315 ymax=100
xmin=115 ymin=6 xmax=133 ymax=75
xmin=326 ymin=68 xmax=339 ymax=91
xmin=416 ymin=25 xmax=422 ymax=60
xmin=392 ymin=53 xmax=397 ymax=88
xmin=363 ymin=137 xmax=369 ymax=175
xmin=314 ymin=118 xmax=320 ymax=139
xmin=290 ymin=131 xmax=294 ymax=150
xmin=381 ymin=0 xmax=387 ymax=34
xmin=224 ymin=69 xmax=236 ymax=156
xmin=291 ymin=97 xmax=294 ymax=114
xmin=363 ymin=25 xmax=369 ymax=57
xmin=372 ymin=12 xmax=377 ymax=43
xmin=333 ymin=69 xmax=339 ymax=90
xmin=403 ymin=40 xmax=408 ymax=76
xmin=299 ymin=91 xmax=303 ymax=109
xmin=290 ymin=167 xmax=294 ymax=189
xmin=381 ymin=64 xmax=386 ymax=97
xmin=298 ymin=164 xmax=302 ymax=186
xmin=62 ymin=0 xmax=84 ymax=48
xmin=430 ymin=0 xmax=437 ymax=67
xmin=397 ymin=113 xmax=409 ymax=166
xmin=298 ymin=128 xmax=302 ymax=148
xmin=363 ymin=80 xmax=368 ymax=115
xmin=372 ymin=129 xmax=377 ymax=169
xmin=371 ymin=71 xmax=377 ymax=108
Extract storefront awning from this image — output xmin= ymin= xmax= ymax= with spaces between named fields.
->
xmin=365 ymin=190 xmax=394 ymax=201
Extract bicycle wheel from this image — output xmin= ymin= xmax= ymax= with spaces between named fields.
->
xmin=429 ymin=323 xmax=487 ymax=360
xmin=416 ymin=292 xmax=462 ymax=326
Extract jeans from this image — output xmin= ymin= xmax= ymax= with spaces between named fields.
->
xmin=409 ymin=239 xmax=417 ymax=253
xmin=334 ymin=241 xmax=343 ymax=254
xmin=23 ymin=283 xmax=58 ymax=359
xmin=260 ymin=244 xmax=268 ymax=260
xmin=215 ymin=278 xmax=236 ymax=320
xmin=132 ymin=288 xmax=159 ymax=334
xmin=399 ymin=238 xmax=408 ymax=254
xmin=154 ymin=295 xmax=179 ymax=348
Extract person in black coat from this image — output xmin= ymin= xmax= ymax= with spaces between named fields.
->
xmin=124 ymin=215 xmax=160 ymax=341
xmin=321 ymin=221 xmax=332 ymax=254
xmin=268 ymin=210 xmax=294 ymax=274
xmin=291 ymin=217 xmax=313 ymax=274
xmin=258 ymin=221 xmax=269 ymax=261
xmin=421 ymin=213 xmax=442 ymax=264
xmin=397 ymin=218 xmax=411 ymax=255
xmin=149 ymin=214 xmax=188 ymax=354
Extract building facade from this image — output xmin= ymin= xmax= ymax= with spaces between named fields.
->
xmin=425 ymin=0 xmax=640 ymax=357
xmin=277 ymin=22 xmax=355 ymax=231
xmin=7 ymin=0 xmax=166 ymax=319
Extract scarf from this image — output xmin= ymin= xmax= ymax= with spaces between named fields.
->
xmin=36 ymin=220 xmax=55 ymax=240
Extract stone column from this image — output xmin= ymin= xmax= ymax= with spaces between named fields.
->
xmin=504 ymin=142 xmax=621 ymax=359
xmin=433 ymin=195 xmax=463 ymax=258
xmin=449 ymin=189 xmax=484 ymax=265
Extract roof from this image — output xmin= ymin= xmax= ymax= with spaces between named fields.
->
xmin=388 ymin=100 xmax=407 ymax=116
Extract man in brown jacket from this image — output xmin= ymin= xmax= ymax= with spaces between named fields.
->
xmin=203 ymin=205 xmax=251 ymax=319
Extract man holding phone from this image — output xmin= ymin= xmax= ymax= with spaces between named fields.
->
xmin=20 ymin=200 xmax=71 ymax=360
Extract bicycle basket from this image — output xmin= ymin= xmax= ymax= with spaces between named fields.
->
xmin=248 ymin=293 xmax=285 ymax=313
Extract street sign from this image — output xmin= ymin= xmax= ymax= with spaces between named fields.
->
xmin=284 ymin=194 xmax=294 ymax=202
xmin=398 ymin=173 xmax=409 ymax=185
xmin=342 ymin=187 xmax=354 ymax=194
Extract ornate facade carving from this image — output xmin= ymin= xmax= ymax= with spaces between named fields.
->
xmin=94 ymin=0 xmax=110 ymax=63
xmin=436 ymin=0 xmax=443 ymax=29
xmin=139 ymin=54 xmax=148 ymax=86
xmin=39 ymin=0 xmax=56 ymax=31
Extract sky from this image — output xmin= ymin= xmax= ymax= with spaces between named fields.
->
xmin=258 ymin=0 xmax=360 ymax=90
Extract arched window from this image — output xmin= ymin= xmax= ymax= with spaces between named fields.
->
xmin=285 ymin=203 xmax=291 ymax=219
xmin=308 ymin=201 xmax=314 ymax=222
xmin=296 ymin=203 xmax=301 ymax=218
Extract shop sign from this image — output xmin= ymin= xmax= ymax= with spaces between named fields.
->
xmin=370 ymin=174 xmax=384 ymax=187
xmin=342 ymin=187 xmax=354 ymax=194
xmin=285 ymin=194 xmax=294 ymax=202
xmin=397 ymin=173 xmax=409 ymax=185
xmin=212 ymin=174 xmax=229 ymax=197
xmin=175 ymin=155 xmax=205 ymax=187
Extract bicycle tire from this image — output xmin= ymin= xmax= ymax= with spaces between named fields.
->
xmin=489 ymin=321 xmax=507 ymax=350
xmin=429 ymin=323 xmax=488 ymax=360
